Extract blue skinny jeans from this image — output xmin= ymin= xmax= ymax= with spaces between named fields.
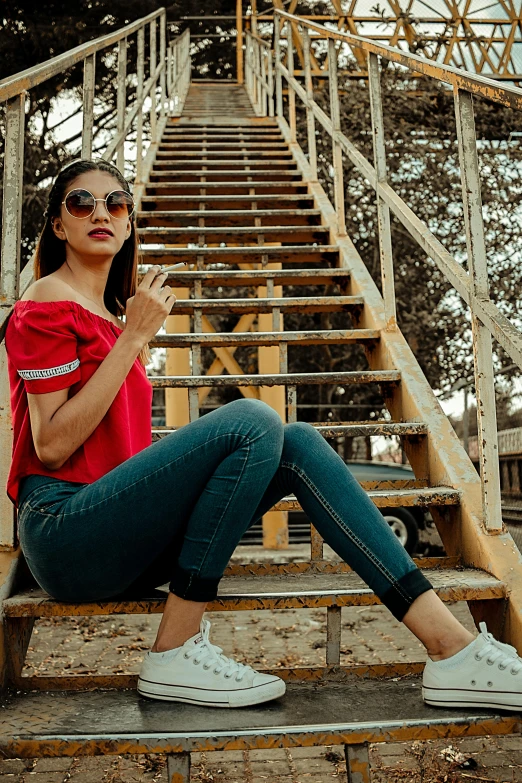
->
xmin=17 ymin=398 xmax=433 ymax=620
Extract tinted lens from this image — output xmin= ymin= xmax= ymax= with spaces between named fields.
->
xmin=65 ymin=189 xmax=95 ymax=218
xmin=107 ymin=190 xmax=134 ymax=219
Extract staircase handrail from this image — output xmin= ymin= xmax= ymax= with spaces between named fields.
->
xmin=245 ymin=9 xmax=522 ymax=532
xmin=0 ymin=10 xmax=192 ymax=549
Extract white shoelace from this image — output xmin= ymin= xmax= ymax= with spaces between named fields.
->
xmin=182 ymin=619 xmax=252 ymax=682
xmin=476 ymin=622 xmax=522 ymax=674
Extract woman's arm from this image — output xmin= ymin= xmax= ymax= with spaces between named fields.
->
xmin=29 ymin=329 xmax=145 ymax=470
xmin=26 ymin=265 xmax=175 ymax=470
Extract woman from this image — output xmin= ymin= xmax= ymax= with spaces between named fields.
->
xmin=5 ymin=159 xmax=522 ymax=711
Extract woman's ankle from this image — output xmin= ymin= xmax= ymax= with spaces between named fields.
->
xmin=428 ymin=631 xmax=476 ymax=661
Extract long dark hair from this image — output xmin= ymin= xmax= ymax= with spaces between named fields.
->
xmin=34 ymin=159 xmax=150 ymax=366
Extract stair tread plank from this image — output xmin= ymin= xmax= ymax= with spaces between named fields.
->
xmin=138 ymin=209 xmax=321 ymax=217
xmin=0 ymin=678 xmax=516 ymax=755
xmin=152 ymin=421 xmax=428 ymax=436
xmin=150 ymin=370 xmax=401 ymax=387
xmin=3 ymin=567 xmax=503 ymax=618
xmin=138 ymin=268 xmax=350 ymax=287
xmin=138 ymin=226 xmax=328 ymax=235
xmin=160 ymin=296 xmax=362 ymax=314
xmin=150 ymin=329 xmax=379 ymax=348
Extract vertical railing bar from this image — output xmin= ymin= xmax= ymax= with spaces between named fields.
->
xmin=260 ymin=45 xmax=267 ymax=116
xmin=116 ymin=38 xmax=127 ymax=172
xmin=245 ymin=32 xmax=250 ymax=104
xmin=454 ymin=85 xmax=503 ymax=532
xmin=302 ymin=27 xmax=317 ymax=180
xmin=274 ymin=15 xmax=283 ymax=119
xmin=136 ymin=26 xmax=145 ymax=183
xmin=286 ymin=22 xmax=297 ymax=142
xmin=167 ymin=43 xmax=173 ymax=110
xmin=267 ymin=42 xmax=275 ymax=117
xmin=172 ymin=43 xmax=178 ymax=115
xmin=0 ymin=92 xmax=25 ymax=549
xmin=255 ymin=39 xmax=261 ymax=115
xmin=0 ymin=93 xmax=25 ymax=304
xmin=326 ymin=606 xmax=342 ymax=666
xmin=82 ymin=53 xmax=96 ymax=158
xmin=368 ymin=51 xmax=397 ymax=329
xmin=328 ymin=38 xmax=346 ymax=236
xmin=160 ymin=12 xmax=167 ymax=119
xmin=150 ymin=19 xmax=157 ymax=144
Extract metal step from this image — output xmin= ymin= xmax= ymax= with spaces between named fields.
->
xmin=137 ymin=208 xmax=322 ymax=227
xmin=153 ymin=158 xmax=297 ymax=167
xmin=150 ymin=329 xmax=379 ymax=349
xmin=150 ymin=369 xmax=401 ymax=389
xmin=140 ymin=244 xmax=339 ymax=264
xmin=156 ymin=150 xmax=293 ymax=158
xmin=0 ymin=676 xmax=517 ymax=759
xmin=138 ymin=225 xmax=330 ymax=243
xmin=158 ymin=141 xmax=290 ymax=149
xmin=2 ymin=567 xmax=499 ymax=618
xmin=272 ymin=486 xmax=460 ymax=513
xmin=145 ymin=182 xmax=309 ymax=194
xmin=160 ymin=134 xmax=287 ymax=141
xmin=141 ymin=268 xmax=351 ymax=288
xmin=141 ymin=195 xmax=316 ymax=209
xmin=152 ymin=421 xmax=428 ymax=438
xmin=149 ymin=170 xmax=301 ymax=181
xmin=151 ymin=295 xmax=363 ymax=315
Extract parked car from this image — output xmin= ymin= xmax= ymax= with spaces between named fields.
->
xmin=240 ymin=460 xmax=427 ymax=555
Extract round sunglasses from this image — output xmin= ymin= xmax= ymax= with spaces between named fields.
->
xmin=62 ymin=188 xmax=134 ymax=220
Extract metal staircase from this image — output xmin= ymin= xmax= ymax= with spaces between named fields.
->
xmin=2 ymin=8 xmax=522 ymax=783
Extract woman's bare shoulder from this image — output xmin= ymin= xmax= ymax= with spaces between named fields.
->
xmin=20 ymin=275 xmax=73 ymax=303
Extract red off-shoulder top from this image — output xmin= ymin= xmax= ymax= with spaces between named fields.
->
xmin=5 ymin=300 xmax=153 ymax=508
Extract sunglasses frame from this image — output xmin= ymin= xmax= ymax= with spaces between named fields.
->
xmin=62 ymin=188 xmax=135 ymax=220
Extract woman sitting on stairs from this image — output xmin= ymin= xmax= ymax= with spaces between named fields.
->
xmin=5 ymin=159 xmax=522 ymax=711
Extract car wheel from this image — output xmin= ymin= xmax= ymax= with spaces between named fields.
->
xmin=383 ymin=508 xmax=419 ymax=555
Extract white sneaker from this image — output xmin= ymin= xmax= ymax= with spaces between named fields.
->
xmin=423 ymin=621 xmax=522 ymax=711
xmin=137 ymin=618 xmax=286 ymax=708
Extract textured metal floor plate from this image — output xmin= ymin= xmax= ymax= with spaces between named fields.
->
xmin=1 ymin=678 xmax=520 ymax=757
xmin=4 ymin=568 xmax=505 ymax=617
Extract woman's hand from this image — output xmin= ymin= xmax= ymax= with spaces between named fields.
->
xmin=124 ymin=265 xmax=177 ymax=345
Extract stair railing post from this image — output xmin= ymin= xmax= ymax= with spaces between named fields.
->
xmin=260 ymin=43 xmax=267 ymax=116
xmin=274 ymin=14 xmax=283 ymax=119
xmin=368 ymin=51 xmax=396 ymax=329
xmin=328 ymin=38 xmax=346 ymax=236
xmin=116 ymin=38 xmax=127 ymax=172
xmin=135 ymin=25 xmax=145 ymax=183
xmin=82 ymin=53 xmax=95 ymax=158
xmin=185 ymin=31 xmax=191 ymax=104
xmin=150 ymin=19 xmax=157 ymax=144
xmin=244 ymin=32 xmax=250 ymax=104
xmin=167 ymin=43 xmax=173 ymax=111
xmin=0 ymin=92 xmax=25 ymax=550
xmin=302 ymin=27 xmax=317 ymax=180
xmin=237 ymin=0 xmax=244 ymax=84
xmin=286 ymin=22 xmax=297 ymax=142
xmin=256 ymin=39 xmax=262 ymax=115
xmin=172 ymin=43 xmax=178 ymax=115
xmin=160 ymin=11 xmax=167 ymax=120
xmin=252 ymin=38 xmax=258 ymax=113
xmin=267 ymin=40 xmax=274 ymax=117
xmin=454 ymin=86 xmax=503 ymax=532
xmin=0 ymin=93 xmax=25 ymax=305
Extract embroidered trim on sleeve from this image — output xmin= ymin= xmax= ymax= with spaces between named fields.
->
xmin=18 ymin=358 xmax=80 ymax=381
